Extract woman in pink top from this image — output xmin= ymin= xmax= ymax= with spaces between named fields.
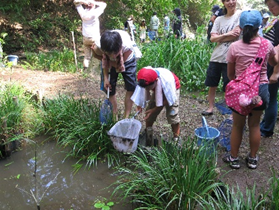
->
xmin=223 ymin=10 xmax=277 ymax=169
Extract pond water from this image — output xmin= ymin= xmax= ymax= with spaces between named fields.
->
xmin=0 ymin=136 xmax=132 ymax=210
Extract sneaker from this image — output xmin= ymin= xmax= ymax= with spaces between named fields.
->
xmin=246 ymin=155 xmax=259 ymax=169
xmin=222 ymin=153 xmax=240 ymax=169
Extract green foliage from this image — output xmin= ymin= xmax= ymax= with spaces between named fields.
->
xmin=0 ymin=83 xmax=44 ymax=141
xmin=112 ymin=140 xmax=221 ymax=209
xmin=138 ymin=37 xmax=213 ymax=91
xmin=94 ymin=197 xmax=114 ymax=210
xmin=42 ymin=95 xmax=120 ymax=168
xmin=24 ymin=48 xmax=82 ymax=72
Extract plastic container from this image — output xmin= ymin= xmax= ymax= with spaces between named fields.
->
xmin=108 ymin=118 xmax=142 ymax=153
xmin=7 ymin=55 xmax=19 ymax=66
xmin=194 ymin=117 xmax=220 ymax=156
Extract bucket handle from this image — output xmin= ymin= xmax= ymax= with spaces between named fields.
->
xmin=202 ymin=116 xmax=210 ymax=137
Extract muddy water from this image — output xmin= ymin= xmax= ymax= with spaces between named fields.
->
xmin=0 ymin=136 xmax=132 ymax=210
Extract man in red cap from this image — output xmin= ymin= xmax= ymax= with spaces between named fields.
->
xmin=131 ymin=66 xmax=181 ymax=145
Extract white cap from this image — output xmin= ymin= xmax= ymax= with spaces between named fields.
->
xmin=263 ymin=13 xmax=270 ymax=19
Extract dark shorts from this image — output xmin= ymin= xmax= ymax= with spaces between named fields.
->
xmin=109 ymin=57 xmax=137 ymax=96
xmin=230 ymin=84 xmax=270 ymax=115
xmin=205 ymin=62 xmax=230 ymax=92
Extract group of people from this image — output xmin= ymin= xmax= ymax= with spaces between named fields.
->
xmin=203 ymin=0 xmax=279 ymax=170
xmin=124 ymin=9 xmax=184 ymax=43
xmin=74 ymin=0 xmax=181 ymax=142
xmin=75 ymin=0 xmax=279 ymax=170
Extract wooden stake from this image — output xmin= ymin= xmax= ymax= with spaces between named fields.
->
xmin=71 ymin=31 xmax=79 ymax=72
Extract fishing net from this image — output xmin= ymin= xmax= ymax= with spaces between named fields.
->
xmin=217 ymin=118 xmax=233 ymax=151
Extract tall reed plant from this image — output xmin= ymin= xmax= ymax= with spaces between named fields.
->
xmin=138 ymin=37 xmax=213 ymax=91
xmin=112 ymin=139 xmax=222 ymax=209
xmin=42 ymin=95 xmax=119 ymax=169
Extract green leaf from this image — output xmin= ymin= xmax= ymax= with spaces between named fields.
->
xmin=94 ymin=203 xmax=105 ymax=208
xmin=107 ymin=202 xmax=114 ymax=207
xmin=102 ymin=206 xmax=110 ymax=210
xmin=16 ymin=174 xmax=21 ymax=179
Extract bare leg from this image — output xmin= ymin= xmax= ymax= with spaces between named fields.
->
xmin=206 ymin=86 xmax=217 ymax=113
xmin=109 ymin=94 xmax=118 ymax=121
xmin=230 ymin=112 xmax=246 ymax=158
xmin=248 ymin=110 xmax=262 ymax=157
xmin=171 ymin=123 xmax=180 ymax=137
xmin=124 ymin=91 xmax=134 ymax=118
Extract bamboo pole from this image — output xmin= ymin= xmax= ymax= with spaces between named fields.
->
xmin=71 ymin=31 xmax=79 ymax=72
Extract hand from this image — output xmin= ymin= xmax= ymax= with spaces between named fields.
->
xmin=104 ymin=77 xmax=111 ymax=91
xmin=144 ymin=108 xmax=154 ymax=121
xmin=269 ymin=72 xmax=279 ymax=84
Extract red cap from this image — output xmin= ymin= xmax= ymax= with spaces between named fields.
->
xmin=137 ymin=67 xmax=158 ymax=86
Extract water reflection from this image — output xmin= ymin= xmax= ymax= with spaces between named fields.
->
xmin=0 ymin=136 xmax=132 ymax=210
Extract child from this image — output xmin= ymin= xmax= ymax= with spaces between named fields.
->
xmin=131 ymin=67 xmax=181 ymax=145
xmin=100 ymin=30 xmax=137 ymax=119
xmin=223 ymin=10 xmax=277 ymax=169
xmin=139 ymin=19 xmax=147 ymax=43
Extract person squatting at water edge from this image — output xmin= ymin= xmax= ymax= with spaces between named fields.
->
xmin=222 ymin=10 xmax=278 ymax=170
xmin=100 ymin=30 xmax=137 ymax=120
xmin=202 ymin=0 xmax=242 ymax=116
xmin=131 ymin=67 xmax=181 ymax=145
xmin=74 ymin=0 xmax=107 ymax=71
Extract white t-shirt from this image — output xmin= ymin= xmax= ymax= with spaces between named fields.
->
xmin=210 ymin=10 xmax=242 ymax=63
xmin=76 ymin=3 xmax=106 ymax=40
xmin=113 ymin=30 xmax=134 ymax=62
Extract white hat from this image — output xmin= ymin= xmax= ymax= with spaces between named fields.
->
xmin=263 ymin=13 xmax=270 ymax=19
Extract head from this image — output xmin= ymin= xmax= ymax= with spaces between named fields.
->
xmin=221 ymin=0 xmax=237 ymax=15
xmin=173 ymin=8 xmax=181 ymax=16
xmin=137 ymin=67 xmax=158 ymax=89
xmin=265 ymin=0 xmax=279 ymax=16
xmin=100 ymin=30 xmax=122 ymax=57
xmin=141 ymin=19 xmax=146 ymax=26
xmin=84 ymin=0 xmax=95 ymax=9
xmin=153 ymin=12 xmax=157 ymax=16
xmin=239 ymin=10 xmax=262 ymax=44
xmin=262 ymin=13 xmax=270 ymax=24
xmin=211 ymin=5 xmax=220 ymax=13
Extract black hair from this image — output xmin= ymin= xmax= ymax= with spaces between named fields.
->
xmin=153 ymin=12 xmax=157 ymax=15
xmin=242 ymin=26 xmax=259 ymax=44
xmin=100 ymin=30 xmax=122 ymax=54
xmin=221 ymin=0 xmax=227 ymax=15
xmin=138 ymin=79 xmax=154 ymax=87
xmin=265 ymin=0 xmax=279 ymax=4
xmin=173 ymin=8 xmax=181 ymax=16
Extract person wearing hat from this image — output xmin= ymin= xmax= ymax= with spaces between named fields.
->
xmin=74 ymin=0 xmax=107 ymax=71
xmin=259 ymin=13 xmax=270 ymax=36
xmin=207 ymin=5 xmax=224 ymax=42
xmin=222 ymin=10 xmax=277 ymax=169
xmin=131 ymin=67 xmax=181 ymax=145
xmin=139 ymin=19 xmax=147 ymax=43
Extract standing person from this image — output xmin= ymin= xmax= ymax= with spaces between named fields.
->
xmin=260 ymin=0 xmax=279 ymax=138
xmin=131 ymin=67 xmax=181 ymax=143
xmin=172 ymin=8 xmax=182 ymax=39
xmin=74 ymin=0 xmax=107 ymax=71
xmin=207 ymin=5 xmax=224 ymax=42
xmin=202 ymin=0 xmax=242 ymax=116
xmin=100 ymin=30 xmax=137 ymax=119
xmin=125 ymin=15 xmax=137 ymax=41
xmin=163 ymin=14 xmax=170 ymax=37
xmin=223 ymin=10 xmax=277 ymax=169
xmin=139 ymin=19 xmax=147 ymax=43
xmin=259 ymin=13 xmax=270 ymax=37
xmin=150 ymin=12 xmax=160 ymax=40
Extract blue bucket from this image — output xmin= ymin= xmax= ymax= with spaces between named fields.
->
xmin=7 ymin=55 xmax=19 ymax=66
xmin=194 ymin=117 xmax=220 ymax=156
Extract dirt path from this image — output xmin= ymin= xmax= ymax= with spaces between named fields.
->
xmin=1 ymin=65 xmax=279 ymax=198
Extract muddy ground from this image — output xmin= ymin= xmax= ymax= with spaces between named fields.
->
xmin=1 ymin=61 xmax=279 ymax=200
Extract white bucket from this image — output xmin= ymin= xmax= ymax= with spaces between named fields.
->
xmin=7 ymin=55 xmax=19 ymax=66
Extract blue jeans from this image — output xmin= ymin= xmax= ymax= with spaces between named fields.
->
xmin=260 ymin=69 xmax=279 ymax=137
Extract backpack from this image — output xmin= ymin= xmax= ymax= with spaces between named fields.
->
xmin=225 ymin=38 xmax=269 ymax=116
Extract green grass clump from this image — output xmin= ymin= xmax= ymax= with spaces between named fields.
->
xmin=138 ymin=37 xmax=214 ymax=91
xmin=23 ymin=48 xmax=82 ymax=72
xmin=42 ymin=95 xmax=120 ymax=169
xmin=112 ymin=140 xmax=221 ymax=209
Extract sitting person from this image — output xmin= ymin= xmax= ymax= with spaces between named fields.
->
xmin=131 ymin=67 xmax=181 ymax=145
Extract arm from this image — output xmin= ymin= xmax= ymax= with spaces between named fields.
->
xmin=227 ymin=62 xmax=236 ymax=80
xmin=210 ymin=26 xmax=241 ymax=43
xmin=210 ymin=15 xmax=217 ymax=23
xmin=269 ymin=52 xmax=279 ymax=83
